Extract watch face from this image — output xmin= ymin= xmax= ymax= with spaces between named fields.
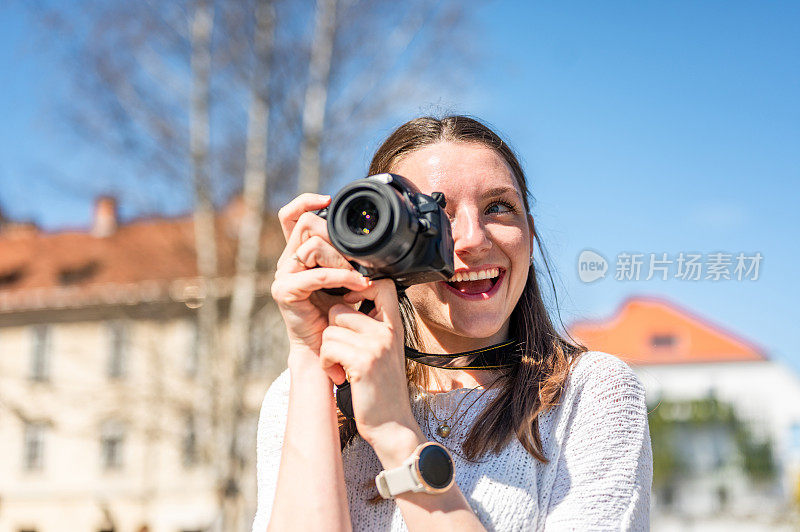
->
xmin=418 ymin=444 xmax=454 ymax=489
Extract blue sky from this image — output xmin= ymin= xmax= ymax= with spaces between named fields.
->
xmin=1 ymin=2 xmax=798 ymax=369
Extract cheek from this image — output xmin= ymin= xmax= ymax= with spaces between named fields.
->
xmin=404 ymin=284 xmax=442 ymax=315
xmin=489 ymin=225 xmax=530 ymax=264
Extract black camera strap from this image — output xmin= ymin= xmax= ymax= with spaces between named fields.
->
xmin=403 ymin=339 xmax=521 ymax=370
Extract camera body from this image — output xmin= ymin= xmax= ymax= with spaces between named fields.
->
xmin=317 ymin=173 xmax=454 ymax=289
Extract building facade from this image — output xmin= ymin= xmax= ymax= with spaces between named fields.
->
xmin=0 ymin=198 xmax=285 ymax=532
xmin=569 ymin=296 xmax=800 ymax=527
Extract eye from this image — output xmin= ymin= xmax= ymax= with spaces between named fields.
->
xmin=485 ymin=200 xmax=516 ymax=215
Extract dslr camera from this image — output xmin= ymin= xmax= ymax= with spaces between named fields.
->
xmin=317 ymin=173 xmax=455 ymax=290
xmin=318 ymin=173 xmax=454 ymax=420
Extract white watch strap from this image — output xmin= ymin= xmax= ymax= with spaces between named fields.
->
xmin=375 ymin=458 xmax=421 ymax=499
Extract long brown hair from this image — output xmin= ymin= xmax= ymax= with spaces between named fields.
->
xmin=338 ymin=116 xmax=586 ymax=466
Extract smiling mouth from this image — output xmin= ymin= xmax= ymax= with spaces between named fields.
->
xmin=445 ymin=267 xmax=503 ymax=296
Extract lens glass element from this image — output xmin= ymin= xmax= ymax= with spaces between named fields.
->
xmin=345 ymin=198 xmax=380 ymax=236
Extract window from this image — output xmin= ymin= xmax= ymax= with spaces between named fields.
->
xmin=650 ymin=333 xmax=676 ymax=349
xmin=182 ymin=412 xmax=198 ymax=467
xmin=58 ymin=260 xmax=99 ymax=285
xmin=24 ymin=421 xmax=46 ymax=471
xmin=30 ymin=324 xmax=50 ymax=381
xmin=100 ymin=420 xmax=125 ymax=470
xmin=107 ymin=321 xmax=127 ymax=379
xmin=0 ymin=265 xmax=24 ymax=287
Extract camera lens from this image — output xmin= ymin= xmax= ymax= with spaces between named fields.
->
xmin=328 ymin=179 xmax=404 ymax=258
xmin=345 ymin=198 xmax=380 ymax=236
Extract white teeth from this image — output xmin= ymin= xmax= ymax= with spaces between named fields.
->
xmin=447 ymin=267 xmax=500 ymax=283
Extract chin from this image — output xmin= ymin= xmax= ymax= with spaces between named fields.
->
xmin=407 ymin=290 xmax=515 ymax=345
xmin=440 ymin=314 xmax=510 ymax=342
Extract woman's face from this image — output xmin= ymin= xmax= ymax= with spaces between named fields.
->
xmin=391 ymin=141 xmax=533 ymax=350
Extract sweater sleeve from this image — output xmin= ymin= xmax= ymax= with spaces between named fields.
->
xmin=251 ymin=368 xmax=291 ymax=532
xmin=543 ymin=352 xmax=653 ymax=531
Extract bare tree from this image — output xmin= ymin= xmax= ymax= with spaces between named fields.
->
xmin=299 ymin=0 xmax=475 ymax=194
xmin=296 ymin=0 xmax=337 ymax=194
xmin=22 ymin=1 xmax=476 ymax=530
xmin=224 ymin=0 xmax=275 ymax=530
xmin=188 ymin=2 xmax=235 ymax=531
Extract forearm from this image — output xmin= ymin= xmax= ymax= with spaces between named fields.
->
xmin=395 ymin=483 xmax=486 ymax=531
xmin=268 ymin=351 xmax=351 ymax=531
xmin=372 ymin=427 xmax=486 ymax=532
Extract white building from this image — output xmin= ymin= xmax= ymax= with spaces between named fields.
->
xmin=569 ymin=296 xmax=800 ymax=529
xmin=0 ymin=198 xmax=284 ymax=532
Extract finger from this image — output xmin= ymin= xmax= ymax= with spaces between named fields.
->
xmin=317 ymin=333 xmax=349 ymax=386
xmin=342 ymin=290 xmax=366 ymax=305
xmin=319 ymin=347 xmax=347 ymax=386
xmin=319 ymin=331 xmax=360 ymax=385
xmin=340 ymin=279 xmax=400 ymax=328
xmin=294 ymin=235 xmax=353 ymax=271
xmin=329 ymin=365 xmax=347 ymax=387
xmin=277 ymin=193 xmax=331 ymax=242
xmin=322 ymin=324 xmax=364 ymax=347
xmin=341 ymin=290 xmax=382 ymax=317
xmin=328 ymin=303 xmax=381 ymax=333
xmin=277 ymin=211 xmax=331 ymax=272
xmin=271 ymin=268 xmax=369 ymax=304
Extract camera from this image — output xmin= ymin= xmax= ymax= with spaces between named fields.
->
xmin=319 ymin=173 xmax=455 ymax=420
xmin=317 ymin=173 xmax=455 ymax=290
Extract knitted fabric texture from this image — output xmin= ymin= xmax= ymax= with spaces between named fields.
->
xmin=252 ymin=351 xmax=653 ymax=531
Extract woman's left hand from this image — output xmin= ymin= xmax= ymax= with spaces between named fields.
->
xmin=319 ymin=279 xmax=425 ymax=466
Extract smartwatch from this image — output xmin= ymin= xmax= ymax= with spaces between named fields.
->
xmin=375 ymin=441 xmax=455 ymax=499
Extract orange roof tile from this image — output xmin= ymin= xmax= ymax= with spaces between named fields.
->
xmin=568 ymin=296 xmax=768 ymax=366
xmin=0 ymin=200 xmax=284 ymax=312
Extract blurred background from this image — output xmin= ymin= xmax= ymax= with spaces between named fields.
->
xmin=0 ymin=1 xmax=798 ymax=531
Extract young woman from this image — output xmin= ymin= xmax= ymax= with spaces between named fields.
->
xmin=253 ymin=116 xmax=652 ymax=531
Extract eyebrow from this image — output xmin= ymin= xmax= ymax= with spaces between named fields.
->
xmin=483 ymin=186 xmax=521 ymax=199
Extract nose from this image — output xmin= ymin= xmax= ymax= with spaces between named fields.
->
xmin=450 ymin=207 xmax=491 ymax=258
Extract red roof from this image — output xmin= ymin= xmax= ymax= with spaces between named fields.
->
xmin=0 ymin=198 xmax=283 ymax=312
xmin=568 ymin=296 xmax=768 ymax=366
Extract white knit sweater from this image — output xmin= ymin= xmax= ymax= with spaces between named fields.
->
xmin=252 ymin=351 xmax=653 ymax=531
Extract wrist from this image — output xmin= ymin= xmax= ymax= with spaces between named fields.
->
xmin=288 ymin=348 xmax=330 ymax=385
xmin=368 ymin=422 xmax=427 ymax=470
xmin=375 ymin=440 xmax=457 ymax=501
xmin=288 ymin=344 xmax=320 ymax=371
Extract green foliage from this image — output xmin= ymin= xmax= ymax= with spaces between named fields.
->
xmin=648 ymin=395 xmax=777 ymax=490
xmin=738 ymin=438 xmax=777 ymax=482
xmin=647 ymin=401 xmax=685 ymax=490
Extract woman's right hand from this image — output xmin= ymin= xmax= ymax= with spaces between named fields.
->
xmin=271 ymin=193 xmax=371 ymax=372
